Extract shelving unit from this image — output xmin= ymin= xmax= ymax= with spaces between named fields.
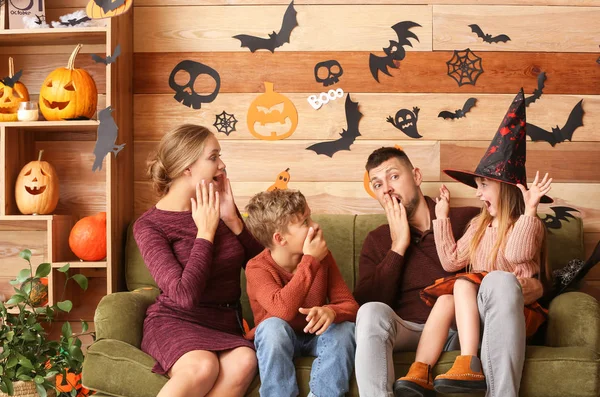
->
xmin=0 ymin=12 xmax=132 ymax=344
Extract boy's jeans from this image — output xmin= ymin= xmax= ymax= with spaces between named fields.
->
xmin=254 ymin=317 xmax=356 ymax=397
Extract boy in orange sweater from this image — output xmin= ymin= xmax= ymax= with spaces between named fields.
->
xmin=245 ymin=189 xmax=359 ymax=397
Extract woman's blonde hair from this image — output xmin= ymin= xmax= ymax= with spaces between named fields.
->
xmin=467 ymin=181 xmax=551 ymax=288
xmin=147 ymin=124 xmax=213 ymax=196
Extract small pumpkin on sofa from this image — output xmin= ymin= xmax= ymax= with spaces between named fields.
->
xmin=15 ymin=150 xmax=60 ymax=215
xmin=0 ymin=57 xmax=30 ymax=122
xmin=39 ymin=44 xmax=98 ymax=121
xmin=69 ymin=212 xmax=107 ymax=261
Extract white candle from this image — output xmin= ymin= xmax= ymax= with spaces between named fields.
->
xmin=18 ymin=109 xmax=39 ymax=121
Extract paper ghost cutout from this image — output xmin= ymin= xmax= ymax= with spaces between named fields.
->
xmin=387 ymin=107 xmax=421 ymax=138
xmin=92 ymin=45 xmax=121 ymax=65
xmin=526 ymin=100 xmax=584 ymax=146
xmin=233 ymin=1 xmax=298 ymax=53
xmin=93 ymin=106 xmax=125 ymax=172
xmin=306 ymin=94 xmax=362 ymax=157
xmin=469 ymin=24 xmax=511 ymax=44
xmin=169 ymin=60 xmax=221 ymax=110
xmin=438 ymin=98 xmax=477 ymax=120
xmin=369 ymin=21 xmax=421 ymax=83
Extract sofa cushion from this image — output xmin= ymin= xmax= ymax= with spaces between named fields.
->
xmin=125 ymin=224 xmax=158 ymax=291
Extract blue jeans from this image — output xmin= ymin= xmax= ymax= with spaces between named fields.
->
xmin=254 ymin=317 xmax=356 ymax=397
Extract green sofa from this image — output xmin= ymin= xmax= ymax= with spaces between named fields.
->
xmin=82 ymin=214 xmax=600 ymax=397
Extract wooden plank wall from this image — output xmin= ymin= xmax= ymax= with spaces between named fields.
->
xmin=131 ymin=1 xmax=600 ymax=298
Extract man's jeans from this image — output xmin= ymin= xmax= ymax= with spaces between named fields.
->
xmin=355 ymin=271 xmax=526 ymax=397
xmin=254 ymin=317 xmax=356 ymax=397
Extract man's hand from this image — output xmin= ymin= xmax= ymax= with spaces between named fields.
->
xmin=384 ymin=194 xmax=410 ymax=255
xmin=518 ymin=277 xmax=544 ymax=305
xmin=299 ymin=306 xmax=336 ymax=335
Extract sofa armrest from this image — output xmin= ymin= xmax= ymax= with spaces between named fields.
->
xmin=94 ymin=288 xmax=159 ymax=348
xmin=545 ymin=292 xmax=600 ymax=351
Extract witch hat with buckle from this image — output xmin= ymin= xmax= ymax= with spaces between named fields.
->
xmin=444 ymin=89 xmax=553 ymax=203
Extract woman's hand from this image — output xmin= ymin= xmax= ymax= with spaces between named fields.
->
xmin=191 ymin=180 xmax=220 ymax=242
xmin=219 ymin=177 xmax=243 ymax=234
xmin=517 ymin=171 xmax=552 ymax=217
xmin=435 ymin=184 xmax=451 ymax=219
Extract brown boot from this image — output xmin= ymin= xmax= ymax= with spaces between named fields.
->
xmin=433 ymin=355 xmax=487 ymax=393
xmin=393 ymin=361 xmax=435 ymax=397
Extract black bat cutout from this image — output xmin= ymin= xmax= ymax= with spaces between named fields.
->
xmin=525 ymin=72 xmax=546 ymax=107
xmin=468 ymin=24 xmax=511 ymax=44
xmin=543 ymin=206 xmax=580 ymax=230
xmin=527 ymin=100 xmax=584 ymax=146
xmin=92 ymin=45 xmax=121 ymax=65
xmin=233 ymin=1 xmax=297 ymax=53
xmin=1 ymin=70 xmax=23 ymax=88
xmin=60 ymin=16 xmax=91 ymax=26
xmin=94 ymin=0 xmax=126 ymax=13
xmin=369 ymin=21 xmax=421 ymax=83
xmin=35 ymin=15 xmax=44 ymax=25
xmin=438 ymin=97 xmax=477 ymax=120
xmin=306 ymin=94 xmax=362 ymax=157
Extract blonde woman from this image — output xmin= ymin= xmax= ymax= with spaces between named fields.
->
xmin=134 ymin=124 xmax=262 ymax=397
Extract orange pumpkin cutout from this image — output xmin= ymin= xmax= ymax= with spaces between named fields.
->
xmin=0 ymin=57 xmax=30 ymax=122
xmin=15 ymin=150 xmax=60 ymax=215
xmin=69 ymin=212 xmax=107 ymax=261
xmin=363 ymin=144 xmax=404 ymax=198
xmin=247 ymin=82 xmax=298 ymax=141
xmin=267 ymin=168 xmax=291 ymax=191
xmin=39 ymin=44 xmax=98 ymax=121
xmin=86 ymin=0 xmax=133 ymax=19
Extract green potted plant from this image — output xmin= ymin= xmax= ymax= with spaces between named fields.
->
xmin=0 ymin=249 xmax=92 ymax=397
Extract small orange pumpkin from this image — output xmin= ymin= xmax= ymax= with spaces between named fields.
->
xmin=86 ymin=0 xmax=133 ymax=19
xmin=69 ymin=212 xmax=107 ymax=261
xmin=39 ymin=44 xmax=98 ymax=121
xmin=267 ymin=168 xmax=291 ymax=191
xmin=364 ymin=145 xmax=404 ymax=198
xmin=15 ymin=150 xmax=60 ymax=215
xmin=247 ymin=82 xmax=298 ymax=141
xmin=0 ymin=57 xmax=30 ymax=122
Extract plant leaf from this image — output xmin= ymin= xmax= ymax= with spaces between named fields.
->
xmin=34 ymin=375 xmax=44 ymax=385
xmin=35 ymin=382 xmax=47 ymax=397
xmin=18 ymin=356 xmax=34 ymax=370
xmin=5 ymin=379 xmax=14 ymax=395
xmin=16 ymin=269 xmax=31 ymax=283
xmin=6 ymin=294 xmax=25 ymax=305
xmin=81 ymin=321 xmax=89 ymax=333
xmin=57 ymin=263 xmax=70 ymax=273
xmin=68 ymin=345 xmax=84 ymax=362
xmin=71 ymin=274 xmax=88 ymax=291
xmin=17 ymin=374 xmax=32 ymax=381
xmin=19 ymin=249 xmax=32 ymax=262
xmin=35 ymin=263 xmax=51 ymax=278
xmin=62 ymin=322 xmax=73 ymax=340
xmin=6 ymin=331 xmax=14 ymax=342
xmin=6 ymin=356 xmax=17 ymax=369
xmin=57 ymin=300 xmax=73 ymax=313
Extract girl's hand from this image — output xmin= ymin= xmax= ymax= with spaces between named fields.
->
xmin=191 ymin=180 xmax=220 ymax=242
xmin=434 ymin=184 xmax=451 ymax=219
xmin=517 ymin=171 xmax=552 ymax=216
xmin=219 ymin=177 xmax=243 ymax=234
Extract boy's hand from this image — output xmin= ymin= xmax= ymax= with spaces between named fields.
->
xmin=303 ymin=227 xmax=328 ymax=262
xmin=434 ymin=184 xmax=450 ymax=219
xmin=299 ymin=306 xmax=336 ymax=335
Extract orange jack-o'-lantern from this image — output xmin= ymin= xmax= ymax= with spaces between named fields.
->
xmin=86 ymin=0 xmax=133 ymax=19
xmin=267 ymin=168 xmax=291 ymax=191
xmin=247 ymin=82 xmax=298 ymax=141
xmin=364 ymin=145 xmax=404 ymax=198
xmin=0 ymin=57 xmax=30 ymax=122
xmin=15 ymin=150 xmax=60 ymax=215
xmin=39 ymin=44 xmax=98 ymax=121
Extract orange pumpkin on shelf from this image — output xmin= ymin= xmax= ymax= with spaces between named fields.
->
xmin=69 ymin=212 xmax=107 ymax=261
xmin=0 ymin=57 xmax=30 ymax=122
xmin=247 ymin=82 xmax=298 ymax=141
xmin=39 ymin=44 xmax=98 ymax=121
xmin=15 ymin=150 xmax=60 ymax=215
xmin=86 ymin=0 xmax=133 ymax=19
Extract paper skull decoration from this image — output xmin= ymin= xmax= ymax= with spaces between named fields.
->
xmin=15 ymin=150 xmax=60 ymax=215
xmin=267 ymin=168 xmax=291 ymax=191
xmin=0 ymin=57 xmax=30 ymax=122
xmin=247 ymin=82 xmax=298 ymax=141
xmin=169 ymin=60 xmax=221 ymax=110
xmin=363 ymin=145 xmax=404 ymax=199
xmin=314 ymin=60 xmax=343 ymax=87
xmin=39 ymin=44 xmax=98 ymax=121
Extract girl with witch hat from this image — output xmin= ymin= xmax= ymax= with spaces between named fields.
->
xmin=394 ymin=89 xmax=553 ymax=397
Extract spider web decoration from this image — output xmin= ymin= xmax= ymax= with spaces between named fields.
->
xmin=446 ymin=49 xmax=484 ymax=87
xmin=213 ymin=111 xmax=238 ymax=136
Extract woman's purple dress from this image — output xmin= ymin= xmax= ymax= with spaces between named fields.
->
xmin=133 ymin=207 xmax=263 ymax=374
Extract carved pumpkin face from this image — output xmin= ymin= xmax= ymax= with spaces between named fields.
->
xmin=86 ymin=0 xmax=133 ymax=19
xmin=247 ymin=82 xmax=298 ymax=141
xmin=15 ymin=150 xmax=60 ymax=215
xmin=0 ymin=57 xmax=30 ymax=122
xmin=364 ymin=145 xmax=404 ymax=198
xmin=39 ymin=44 xmax=97 ymax=121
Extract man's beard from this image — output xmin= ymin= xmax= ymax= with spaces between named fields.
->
xmin=402 ymin=193 xmax=420 ymax=219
